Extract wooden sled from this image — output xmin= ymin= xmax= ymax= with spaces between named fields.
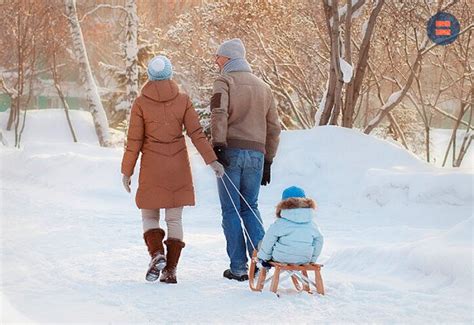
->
xmin=249 ymin=250 xmax=325 ymax=295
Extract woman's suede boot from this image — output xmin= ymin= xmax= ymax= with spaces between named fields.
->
xmin=160 ymin=238 xmax=185 ymax=284
xmin=143 ymin=228 xmax=166 ymax=282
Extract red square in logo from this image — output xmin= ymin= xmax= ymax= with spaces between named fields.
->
xmin=435 ymin=29 xmax=451 ymax=36
xmin=435 ymin=20 xmax=451 ymax=27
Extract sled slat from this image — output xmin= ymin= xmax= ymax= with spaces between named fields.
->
xmin=248 ymin=250 xmax=325 ymax=296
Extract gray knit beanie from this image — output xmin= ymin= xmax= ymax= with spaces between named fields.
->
xmin=216 ymin=38 xmax=246 ymax=59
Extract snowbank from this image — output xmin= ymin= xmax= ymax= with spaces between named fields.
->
xmin=0 ymin=109 xmax=100 ymax=146
xmin=328 ymin=217 xmax=473 ymax=292
xmin=268 ymin=126 xmax=473 ymax=208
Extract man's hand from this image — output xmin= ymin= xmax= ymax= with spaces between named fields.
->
xmin=122 ymin=174 xmax=131 ymax=193
xmin=261 ymin=160 xmax=272 ymax=186
xmin=213 ymin=146 xmax=229 ymax=167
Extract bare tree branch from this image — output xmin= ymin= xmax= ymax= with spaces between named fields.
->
xmin=79 ymin=4 xmax=127 ymax=23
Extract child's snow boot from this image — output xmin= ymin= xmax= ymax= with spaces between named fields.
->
xmin=160 ymin=238 xmax=185 ymax=284
xmin=143 ymin=228 xmax=166 ymax=282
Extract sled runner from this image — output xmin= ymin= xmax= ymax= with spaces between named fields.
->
xmin=249 ymin=250 xmax=325 ymax=296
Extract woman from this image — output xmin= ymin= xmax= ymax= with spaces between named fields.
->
xmin=121 ymin=55 xmax=224 ymax=284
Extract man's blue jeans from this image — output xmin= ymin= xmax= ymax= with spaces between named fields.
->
xmin=217 ymin=148 xmax=265 ymax=276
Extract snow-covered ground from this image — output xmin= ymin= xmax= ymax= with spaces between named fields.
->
xmin=1 ymin=110 xmax=473 ymax=323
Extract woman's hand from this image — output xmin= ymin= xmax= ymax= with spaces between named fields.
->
xmin=209 ymin=160 xmax=225 ymax=178
xmin=122 ymin=174 xmax=131 ymax=193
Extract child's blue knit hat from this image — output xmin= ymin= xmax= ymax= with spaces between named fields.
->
xmin=147 ymin=55 xmax=173 ymax=81
xmin=281 ymin=186 xmax=306 ymax=200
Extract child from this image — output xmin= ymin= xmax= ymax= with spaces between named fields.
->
xmin=257 ymin=186 xmax=324 ymax=266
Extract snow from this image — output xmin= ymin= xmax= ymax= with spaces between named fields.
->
xmin=365 ymin=90 xmax=404 ymax=130
xmin=315 ymin=80 xmax=328 ymax=125
xmin=1 ymin=110 xmax=472 ymax=323
xmin=338 ymin=0 xmax=363 ymax=19
xmin=385 ymin=90 xmax=403 ymax=108
xmin=330 ymin=0 xmax=365 ymax=25
xmin=0 ymin=109 xmax=99 ymax=146
xmin=0 ymin=109 xmax=124 ymax=148
xmin=339 ymin=58 xmax=353 ymax=83
xmin=0 ymin=294 xmax=35 ymax=323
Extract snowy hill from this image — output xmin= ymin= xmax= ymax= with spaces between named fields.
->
xmin=1 ymin=110 xmax=472 ymax=323
xmin=0 ymin=109 xmax=100 ymax=146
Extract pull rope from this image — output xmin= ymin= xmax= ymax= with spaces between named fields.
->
xmin=219 ymin=175 xmax=257 ymax=251
xmin=223 ymin=172 xmax=265 ymax=228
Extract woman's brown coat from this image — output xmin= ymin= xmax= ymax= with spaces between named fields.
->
xmin=121 ymin=80 xmax=217 ymax=209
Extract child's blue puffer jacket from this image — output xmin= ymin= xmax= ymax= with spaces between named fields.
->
xmin=257 ymin=205 xmax=324 ymax=265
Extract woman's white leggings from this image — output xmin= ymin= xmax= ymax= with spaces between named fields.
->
xmin=141 ymin=207 xmax=184 ymax=240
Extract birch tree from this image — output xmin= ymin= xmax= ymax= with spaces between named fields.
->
xmin=64 ymin=0 xmax=111 ymax=147
xmin=124 ymin=0 xmax=139 ymax=133
xmin=82 ymin=0 xmax=140 ymax=130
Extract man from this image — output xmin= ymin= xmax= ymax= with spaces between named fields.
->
xmin=211 ymin=38 xmax=281 ymax=281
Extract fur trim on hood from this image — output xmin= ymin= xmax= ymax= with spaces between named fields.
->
xmin=276 ymin=197 xmax=317 ymax=217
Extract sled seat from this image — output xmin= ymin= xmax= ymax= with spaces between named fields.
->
xmin=249 ymin=250 xmax=325 ymax=296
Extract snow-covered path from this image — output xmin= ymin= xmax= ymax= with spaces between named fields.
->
xmin=1 ymin=112 xmax=472 ymax=323
xmin=2 ymin=167 xmax=471 ymax=323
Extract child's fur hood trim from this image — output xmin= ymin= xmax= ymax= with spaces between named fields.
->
xmin=276 ymin=197 xmax=317 ymax=217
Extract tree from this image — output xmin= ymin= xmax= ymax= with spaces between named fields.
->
xmin=163 ymin=1 xmax=326 ymax=129
xmin=45 ymin=4 xmax=78 ymax=143
xmin=363 ymin=24 xmax=473 ymax=135
xmin=81 ymin=0 xmax=142 ymax=130
xmin=315 ymin=0 xmax=384 ymax=127
xmin=0 ymin=0 xmax=51 ymax=147
xmin=64 ymin=0 xmax=111 ymax=147
xmin=123 ymin=0 xmax=139 ymax=137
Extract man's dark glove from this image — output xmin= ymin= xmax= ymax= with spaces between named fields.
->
xmin=214 ymin=146 xmax=229 ymax=167
xmin=261 ymin=160 xmax=272 ymax=186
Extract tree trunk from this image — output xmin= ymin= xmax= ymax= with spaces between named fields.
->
xmin=425 ymin=126 xmax=430 ymax=162
xmin=319 ymin=0 xmax=343 ymax=126
xmin=387 ymin=112 xmax=408 ymax=149
xmin=342 ymin=0 xmax=384 ymax=128
xmin=123 ymin=0 xmax=139 ymax=146
xmin=64 ymin=0 xmax=111 ymax=147
xmin=6 ymin=104 xmax=15 ymax=131
xmin=441 ymin=102 xmax=467 ymax=167
xmin=364 ymin=52 xmax=423 ymax=135
xmin=14 ymin=5 xmax=24 ymax=148
xmin=3 ymin=82 xmax=17 ymax=131
xmin=52 ymin=50 xmax=78 ymax=143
